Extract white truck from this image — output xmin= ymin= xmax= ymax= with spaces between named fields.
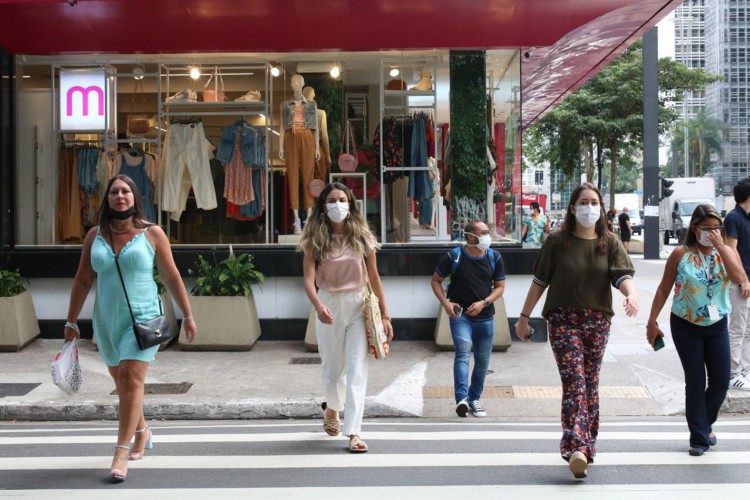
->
xmin=660 ymin=177 xmax=716 ymax=244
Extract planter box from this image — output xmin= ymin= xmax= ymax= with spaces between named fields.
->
xmin=434 ymin=297 xmax=512 ymax=352
xmin=0 ymin=290 xmax=40 ymax=352
xmin=179 ymin=295 xmax=261 ymax=351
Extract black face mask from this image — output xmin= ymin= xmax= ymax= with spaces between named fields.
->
xmin=110 ymin=206 xmax=135 ymax=220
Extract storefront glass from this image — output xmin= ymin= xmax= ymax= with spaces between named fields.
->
xmin=13 ymin=50 xmax=522 ymax=247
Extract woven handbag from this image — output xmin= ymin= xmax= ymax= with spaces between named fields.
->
xmin=362 ymin=260 xmax=389 ymax=360
xmin=127 ymin=79 xmax=151 ymax=135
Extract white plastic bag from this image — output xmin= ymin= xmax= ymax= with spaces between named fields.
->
xmin=50 ymin=339 xmax=82 ymax=395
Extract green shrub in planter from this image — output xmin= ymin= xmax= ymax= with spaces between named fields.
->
xmin=0 ymin=268 xmax=27 ymax=297
xmin=0 ymin=268 xmax=39 ymax=351
xmin=189 ymin=250 xmax=265 ymax=297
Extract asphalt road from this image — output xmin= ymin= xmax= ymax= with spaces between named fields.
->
xmin=0 ymin=418 xmax=748 ymax=498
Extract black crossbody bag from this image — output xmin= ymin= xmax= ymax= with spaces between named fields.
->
xmin=109 ymin=229 xmax=173 ymax=350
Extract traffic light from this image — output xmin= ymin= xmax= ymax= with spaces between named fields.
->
xmin=660 ymin=177 xmax=674 ymax=200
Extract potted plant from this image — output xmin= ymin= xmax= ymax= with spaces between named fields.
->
xmin=0 ymin=268 xmax=40 ymax=351
xmin=179 ymin=246 xmax=265 ymax=351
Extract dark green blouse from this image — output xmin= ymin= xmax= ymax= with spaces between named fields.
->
xmin=532 ymin=230 xmax=635 ymax=322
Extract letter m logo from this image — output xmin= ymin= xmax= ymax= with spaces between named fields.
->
xmin=66 ymin=85 xmax=104 ymax=117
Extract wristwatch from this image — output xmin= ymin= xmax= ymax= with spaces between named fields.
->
xmin=483 ymin=299 xmax=489 ymax=308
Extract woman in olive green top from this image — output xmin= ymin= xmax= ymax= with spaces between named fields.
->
xmin=515 ymin=183 xmax=639 ymax=480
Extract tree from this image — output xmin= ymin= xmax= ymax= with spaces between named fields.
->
xmin=669 ymin=108 xmax=725 ymax=177
xmin=523 ymin=40 xmax=721 ymax=208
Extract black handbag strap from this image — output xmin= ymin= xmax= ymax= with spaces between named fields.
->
xmin=108 ymin=228 xmax=163 ymax=331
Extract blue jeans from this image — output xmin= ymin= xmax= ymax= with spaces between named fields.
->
xmin=449 ymin=315 xmax=494 ymax=403
xmin=670 ymin=314 xmax=730 ymax=451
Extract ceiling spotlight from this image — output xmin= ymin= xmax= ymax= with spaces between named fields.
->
xmin=133 ymin=65 xmax=144 ymax=80
xmin=389 ymin=67 xmax=400 ymax=78
xmin=189 ymin=67 xmax=201 ymax=80
xmin=329 ymin=65 xmax=341 ymax=79
xmin=271 ymin=66 xmax=280 ymax=77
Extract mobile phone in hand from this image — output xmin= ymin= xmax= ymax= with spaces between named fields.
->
xmin=453 ymin=305 xmax=463 ymax=318
xmin=653 ymin=336 xmax=665 ymax=351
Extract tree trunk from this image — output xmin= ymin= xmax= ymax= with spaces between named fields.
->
xmin=609 ymin=138 xmax=618 ymax=210
xmin=595 ymin=140 xmax=603 ymax=193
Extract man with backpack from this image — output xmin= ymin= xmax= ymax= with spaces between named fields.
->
xmin=430 ymin=221 xmax=506 ymax=418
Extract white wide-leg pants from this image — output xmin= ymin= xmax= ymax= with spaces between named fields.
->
xmin=316 ymin=289 xmax=369 ymax=436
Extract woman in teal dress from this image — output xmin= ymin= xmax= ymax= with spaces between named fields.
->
xmin=63 ymin=175 xmax=197 ymax=482
xmin=522 ymin=202 xmax=550 ymax=248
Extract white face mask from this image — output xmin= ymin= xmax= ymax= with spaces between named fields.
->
xmin=698 ymin=230 xmax=714 ymax=247
xmin=467 ymin=233 xmax=492 ymax=251
xmin=325 ymin=201 xmax=349 ymax=223
xmin=574 ymin=205 xmax=600 ymax=228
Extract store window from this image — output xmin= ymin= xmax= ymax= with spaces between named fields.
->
xmin=14 ymin=50 xmax=522 ymax=247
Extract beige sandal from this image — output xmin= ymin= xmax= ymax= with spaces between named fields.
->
xmin=323 ymin=412 xmax=341 ymax=436
xmin=348 ymin=435 xmax=368 ymax=453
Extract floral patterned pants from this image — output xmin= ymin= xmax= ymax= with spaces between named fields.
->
xmin=548 ymin=307 xmax=610 ymax=462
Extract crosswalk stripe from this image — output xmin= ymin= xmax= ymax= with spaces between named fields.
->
xmin=1 ymin=484 xmax=750 ymax=500
xmin=2 ymin=451 xmax=750 ymax=470
xmin=2 ymin=430 xmax=750 ymax=445
xmin=1 ymin=420 xmax=748 ymax=433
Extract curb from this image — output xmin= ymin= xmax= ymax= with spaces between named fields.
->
xmin=0 ymin=399 xmax=418 ymax=422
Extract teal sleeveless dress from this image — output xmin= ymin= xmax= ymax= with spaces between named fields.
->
xmin=90 ymin=226 xmax=161 ymax=366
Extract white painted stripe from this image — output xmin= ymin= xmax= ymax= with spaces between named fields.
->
xmin=2 ymin=430 xmax=750 ymax=445
xmin=1 ymin=420 xmax=749 ymax=433
xmin=1 ymin=485 xmax=749 ymax=500
xmin=2 ymin=452 xmax=750 ymax=471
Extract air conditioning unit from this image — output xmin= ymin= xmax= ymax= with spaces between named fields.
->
xmin=296 ymin=62 xmax=342 ymax=74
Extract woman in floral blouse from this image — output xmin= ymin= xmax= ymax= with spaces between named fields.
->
xmin=647 ymin=204 xmax=745 ymax=457
xmin=522 ymin=202 xmax=550 ymax=248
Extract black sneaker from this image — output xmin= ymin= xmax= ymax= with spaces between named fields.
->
xmin=455 ymin=399 xmax=469 ymax=417
xmin=469 ymin=400 xmax=487 ymax=418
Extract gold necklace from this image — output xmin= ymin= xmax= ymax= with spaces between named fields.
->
xmin=109 ymin=223 xmax=133 ymax=234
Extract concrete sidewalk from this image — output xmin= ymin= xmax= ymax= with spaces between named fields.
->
xmin=1 ymin=256 xmax=748 ymax=421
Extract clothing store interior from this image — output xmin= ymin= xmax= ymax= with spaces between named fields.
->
xmin=14 ymin=50 xmax=521 ymax=247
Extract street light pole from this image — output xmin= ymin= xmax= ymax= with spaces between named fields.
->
xmin=683 ymin=98 xmax=689 ymax=177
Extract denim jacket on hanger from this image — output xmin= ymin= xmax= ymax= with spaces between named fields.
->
xmin=215 ymin=119 xmax=266 ymax=167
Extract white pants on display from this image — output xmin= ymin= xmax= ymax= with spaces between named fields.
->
xmin=316 ymin=289 xmax=369 ymax=437
xmin=162 ymin=122 xmax=217 ymax=215
xmin=728 ymin=285 xmax=750 ymax=378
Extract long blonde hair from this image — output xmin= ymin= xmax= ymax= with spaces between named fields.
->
xmin=298 ymin=182 xmax=380 ymax=262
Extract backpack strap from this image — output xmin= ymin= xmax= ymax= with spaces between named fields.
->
xmin=449 ymin=246 xmax=462 ymax=275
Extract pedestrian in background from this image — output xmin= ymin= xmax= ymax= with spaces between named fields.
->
xmin=63 ymin=175 xmax=197 ymax=482
xmin=618 ymin=206 xmax=632 ymax=250
xmin=606 ymin=207 xmax=618 ymax=233
xmin=522 ymin=202 xmax=550 ymax=248
xmin=299 ymin=182 xmax=393 ymax=453
xmin=646 ymin=204 xmax=744 ymax=456
xmin=724 ymin=178 xmax=750 ymax=391
xmin=515 ymin=182 xmax=638 ymax=479
xmin=431 ymin=221 xmax=506 ymax=418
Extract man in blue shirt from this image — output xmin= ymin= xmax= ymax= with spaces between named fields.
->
xmin=724 ymin=178 xmax=750 ymax=391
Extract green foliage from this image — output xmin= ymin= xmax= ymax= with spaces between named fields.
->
xmin=152 ymin=266 xmax=166 ymax=295
xmin=449 ymin=51 xmax=487 ymax=204
xmin=670 ymin=108 xmax=725 ymax=177
xmin=0 ymin=268 xmax=27 ymax=297
xmin=188 ymin=250 xmax=265 ymax=297
xmin=524 ymin=40 xmax=722 ymax=199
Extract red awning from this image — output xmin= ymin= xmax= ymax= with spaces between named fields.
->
xmin=0 ymin=0 xmax=681 ymax=127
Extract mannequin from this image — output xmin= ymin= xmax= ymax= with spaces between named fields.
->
xmin=302 ymin=86 xmax=332 ymax=182
xmin=279 ymin=74 xmax=320 ymax=234
xmin=411 ymin=66 xmax=433 ymax=91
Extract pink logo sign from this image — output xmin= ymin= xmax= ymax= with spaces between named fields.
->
xmin=66 ymin=85 xmax=104 ymax=117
